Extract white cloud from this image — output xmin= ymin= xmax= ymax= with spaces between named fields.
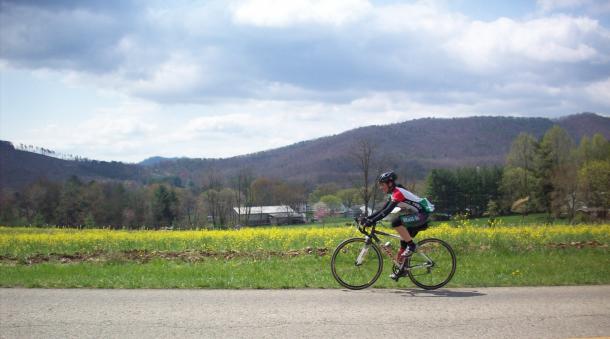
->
xmin=131 ymin=53 xmax=205 ymax=97
xmin=536 ymin=0 xmax=610 ymax=13
xmin=585 ymin=77 xmax=610 ymax=105
xmin=3 ymin=1 xmax=610 ymax=161
xmin=231 ymin=0 xmax=372 ymax=27
xmin=446 ymin=15 xmax=606 ymax=70
xmin=537 ymin=0 xmax=592 ymax=12
xmin=372 ymin=2 xmax=467 ymax=36
xmin=24 ymin=100 xmax=161 ymax=160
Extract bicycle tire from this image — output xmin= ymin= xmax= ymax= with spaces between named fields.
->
xmin=407 ymin=238 xmax=456 ymax=290
xmin=330 ymin=237 xmax=383 ymax=290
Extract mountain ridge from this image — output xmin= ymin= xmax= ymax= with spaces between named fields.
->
xmin=2 ymin=113 xmax=609 ymax=190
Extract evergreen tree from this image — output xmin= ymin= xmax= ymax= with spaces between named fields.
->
xmin=537 ymin=126 xmax=574 ymax=214
xmin=152 ymin=185 xmax=178 ymax=228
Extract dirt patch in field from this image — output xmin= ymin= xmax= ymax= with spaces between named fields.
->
xmin=546 ymin=240 xmax=608 ymax=249
xmin=0 ymin=247 xmax=330 ymax=265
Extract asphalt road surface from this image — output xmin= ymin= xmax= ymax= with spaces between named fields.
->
xmin=1 ymin=286 xmax=609 ymax=338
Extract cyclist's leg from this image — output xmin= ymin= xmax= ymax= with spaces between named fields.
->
xmin=390 ymin=214 xmax=412 ymax=242
xmin=389 ymin=214 xmax=415 ymax=280
xmin=400 ymin=212 xmax=429 ymax=231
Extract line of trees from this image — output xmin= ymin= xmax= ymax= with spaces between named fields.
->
xmin=1 ymin=126 xmax=607 ymax=228
xmin=426 ymin=166 xmax=503 ymax=217
xmin=426 ymin=127 xmax=609 ymax=220
xmin=15 ymin=143 xmax=90 ymax=161
xmin=0 ymin=172 xmax=310 ymax=229
xmin=501 ymin=127 xmax=609 ymax=219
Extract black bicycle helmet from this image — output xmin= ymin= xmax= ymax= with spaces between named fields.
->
xmin=378 ymin=171 xmax=397 ymax=184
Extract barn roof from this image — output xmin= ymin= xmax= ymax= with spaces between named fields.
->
xmin=233 ymin=205 xmax=298 ymax=215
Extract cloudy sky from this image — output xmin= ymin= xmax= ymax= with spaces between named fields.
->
xmin=1 ymin=0 xmax=609 ymax=162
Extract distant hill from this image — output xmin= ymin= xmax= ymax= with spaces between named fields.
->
xmin=0 ymin=141 xmax=144 ymax=190
xmin=1 ymin=113 xmax=608 ymax=190
xmin=139 ymin=156 xmax=181 ymax=167
xmin=147 ymin=112 xmax=610 ymax=186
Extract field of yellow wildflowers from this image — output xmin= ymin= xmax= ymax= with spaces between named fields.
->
xmin=1 ymin=223 xmax=608 ymax=258
xmin=0 ymin=223 xmax=608 ymax=288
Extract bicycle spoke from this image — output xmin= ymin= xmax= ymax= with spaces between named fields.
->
xmin=331 ymin=238 xmax=383 ymax=290
xmin=407 ymin=238 xmax=456 ymax=290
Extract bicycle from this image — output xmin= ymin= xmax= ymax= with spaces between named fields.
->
xmin=330 ymin=218 xmax=456 ymax=290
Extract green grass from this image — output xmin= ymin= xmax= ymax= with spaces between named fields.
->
xmin=447 ymin=213 xmax=562 ymax=227
xmin=1 ymin=249 xmax=608 ymax=288
xmin=1 ymin=222 xmax=608 ymax=288
xmin=300 ymin=213 xmax=572 ymax=228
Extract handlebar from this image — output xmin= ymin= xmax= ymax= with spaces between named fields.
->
xmin=353 ymin=217 xmax=378 ymax=239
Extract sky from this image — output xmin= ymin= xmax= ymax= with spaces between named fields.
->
xmin=1 ymin=0 xmax=609 ymax=162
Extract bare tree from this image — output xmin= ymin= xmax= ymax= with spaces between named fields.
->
xmin=369 ymin=161 xmax=388 ymax=213
xmin=231 ymin=167 xmax=255 ymax=225
xmin=350 ymin=138 xmax=376 ymax=215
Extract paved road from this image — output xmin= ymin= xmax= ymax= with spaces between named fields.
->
xmin=1 ymin=286 xmax=609 ymax=338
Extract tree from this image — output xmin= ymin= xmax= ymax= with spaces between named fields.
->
xmin=578 ymin=160 xmax=610 ymax=209
xmin=590 ymin=134 xmax=610 ymax=161
xmin=550 ymin=161 xmax=579 ymax=219
xmin=176 ymin=188 xmax=200 ymax=229
xmin=500 ymin=167 xmax=540 ymax=214
xmin=540 ymin=126 xmax=573 ymax=168
xmin=216 ymin=188 xmax=237 ymax=228
xmin=351 ymin=138 xmax=376 ymax=215
xmin=202 ymin=188 xmax=236 ymax=229
xmin=57 ymin=176 xmax=85 ymax=227
xmin=251 ymin=177 xmax=275 ymax=206
xmin=230 ymin=168 xmax=255 ymax=225
xmin=151 ymin=185 xmax=178 ymax=228
xmin=426 ymin=169 xmax=458 ymax=214
xmin=337 ymin=188 xmax=361 ymax=210
xmin=275 ymin=181 xmax=307 ymax=215
xmin=0 ymin=189 xmax=18 ymax=225
xmin=23 ymin=179 xmax=60 ymax=225
xmin=426 ymin=166 xmax=502 ymax=216
xmin=202 ymin=189 xmax=219 ymax=227
xmin=507 ymin=133 xmax=539 ymax=171
xmin=319 ymin=195 xmax=342 ymax=214
xmin=308 ymin=183 xmax=340 ymax=205
xmin=577 ymin=136 xmax=593 ymax=165
xmin=101 ymin=182 xmax=128 ymax=228
xmin=537 ymin=126 xmax=574 ymax=214
xmin=505 ymin=133 xmax=539 ymax=212
xmin=80 ymin=181 xmax=104 ymax=227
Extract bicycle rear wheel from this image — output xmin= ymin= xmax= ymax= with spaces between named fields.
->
xmin=330 ymin=238 xmax=383 ymax=290
xmin=407 ymin=238 xmax=456 ymax=290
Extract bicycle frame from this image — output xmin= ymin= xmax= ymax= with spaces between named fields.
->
xmin=355 ymin=220 xmax=435 ymax=272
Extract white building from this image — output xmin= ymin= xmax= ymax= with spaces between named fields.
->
xmin=233 ymin=205 xmax=307 ymax=226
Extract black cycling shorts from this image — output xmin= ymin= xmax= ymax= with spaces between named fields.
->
xmin=390 ymin=212 xmax=430 ymax=237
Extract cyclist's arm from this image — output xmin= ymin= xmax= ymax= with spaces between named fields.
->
xmin=368 ymin=200 xmax=390 ymax=220
xmin=368 ymin=200 xmax=398 ymax=223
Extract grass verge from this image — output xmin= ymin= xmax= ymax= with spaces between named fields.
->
xmin=1 ymin=248 xmax=608 ymax=288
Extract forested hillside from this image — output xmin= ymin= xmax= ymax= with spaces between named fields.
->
xmin=1 ymin=113 xmax=608 ymax=191
xmin=1 ymin=117 xmax=608 ymax=228
xmin=145 ymin=113 xmax=609 ymax=186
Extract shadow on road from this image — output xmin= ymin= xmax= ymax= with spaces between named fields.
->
xmin=391 ymin=289 xmax=486 ymax=298
xmin=342 ymin=288 xmax=486 ymax=298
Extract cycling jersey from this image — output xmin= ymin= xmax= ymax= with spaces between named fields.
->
xmin=368 ymin=185 xmax=434 ymax=224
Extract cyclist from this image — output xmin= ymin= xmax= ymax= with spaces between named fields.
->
xmin=360 ymin=171 xmax=435 ymax=279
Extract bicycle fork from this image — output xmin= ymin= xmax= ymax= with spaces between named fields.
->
xmin=355 ymin=236 xmax=372 ymax=266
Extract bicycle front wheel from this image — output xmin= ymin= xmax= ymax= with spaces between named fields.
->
xmin=330 ymin=238 xmax=383 ymax=290
xmin=407 ymin=238 xmax=456 ymax=290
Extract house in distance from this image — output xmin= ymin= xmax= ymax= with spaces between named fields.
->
xmin=233 ymin=206 xmax=306 ymax=226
